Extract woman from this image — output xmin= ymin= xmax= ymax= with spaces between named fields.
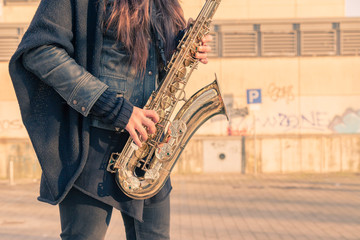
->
xmin=9 ymin=0 xmax=211 ymax=239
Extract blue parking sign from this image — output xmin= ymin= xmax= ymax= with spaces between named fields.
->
xmin=247 ymin=89 xmax=262 ymax=104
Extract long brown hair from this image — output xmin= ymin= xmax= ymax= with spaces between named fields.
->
xmin=104 ymin=0 xmax=186 ymax=74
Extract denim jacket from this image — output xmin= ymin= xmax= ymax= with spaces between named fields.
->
xmin=22 ymin=31 xmax=161 ymax=132
xmin=90 ymin=28 xmax=159 ymax=130
xmin=22 ymin=44 xmax=108 ymax=117
xmin=22 ymin=36 xmax=159 ymax=128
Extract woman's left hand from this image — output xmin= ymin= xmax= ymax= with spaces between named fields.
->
xmin=195 ymin=34 xmax=213 ymax=64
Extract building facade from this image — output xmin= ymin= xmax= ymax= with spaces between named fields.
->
xmin=0 ymin=0 xmax=359 ymax=181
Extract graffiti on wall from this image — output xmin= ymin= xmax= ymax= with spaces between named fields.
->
xmin=5 ymin=142 xmax=40 ymax=179
xmin=267 ymin=82 xmax=295 ymax=104
xmin=0 ymin=102 xmax=27 ymax=138
xmin=216 ymin=94 xmax=360 ymax=136
xmin=7 ymin=143 xmax=34 ymax=164
xmin=227 ymin=118 xmax=249 ymax=136
xmin=0 ymin=119 xmax=23 ymax=133
xmin=226 ymin=110 xmax=330 ymax=135
xmin=227 ymin=107 xmax=360 ymax=135
xmin=261 ymin=111 xmax=329 ymax=132
xmin=222 ymin=94 xmax=248 ymax=119
xmin=214 ymin=94 xmax=250 ymax=136
xmin=328 ymin=108 xmax=360 ymax=133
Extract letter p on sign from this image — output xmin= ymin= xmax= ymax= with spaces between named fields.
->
xmin=247 ymin=89 xmax=262 ymax=104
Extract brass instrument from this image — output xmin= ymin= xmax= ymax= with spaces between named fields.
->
xmin=107 ymin=0 xmax=228 ymax=199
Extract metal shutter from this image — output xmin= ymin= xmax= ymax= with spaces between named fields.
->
xmin=340 ymin=22 xmax=360 ymax=55
xmin=221 ymin=24 xmax=257 ymax=57
xmin=261 ymin=24 xmax=297 ymax=56
xmin=262 ymin=32 xmax=297 ymax=56
xmin=0 ymin=25 xmax=26 ymax=61
xmin=300 ymin=23 xmax=336 ymax=56
xmin=222 ymin=32 xmax=257 ymax=57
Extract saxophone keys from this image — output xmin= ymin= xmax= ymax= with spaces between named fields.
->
xmin=170 ymin=82 xmax=180 ymax=93
xmin=157 ymin=109 xmax=166 ymax=120
xmin=184 ymin=58 xmax=194 ymax=67
xmin=134 ymin=143 xmax=149 ymax=159
xmin=155 ymin=143 xmax=173 ymax=161
xmin=110 ymin=152 xmax=120 ymax=161
xmin=124 ymin=176 xmax=141 ymax=191
xmin=170 ymin=120 xmax=187 ymax=138
xmin=107 ymin=153 xmax=120 ymax=173
xmin=176 ymin=89 xmax=187 ymax=102
xmin=176 ymin=67 xmax=187 ymax=79
xmin=144 ymin=168 xmax=160 ymax=181
xmin=160 ymin=95 xmax=172 ymax=109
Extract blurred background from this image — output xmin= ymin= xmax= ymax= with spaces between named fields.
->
xmin=0 ymin=0 xmax=360 ymax=184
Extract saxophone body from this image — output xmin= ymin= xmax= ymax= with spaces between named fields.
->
xmin=107 ymin=0 xmax=227 ymax=199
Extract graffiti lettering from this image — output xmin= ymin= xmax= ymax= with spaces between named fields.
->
xmin=6 ymin=143 xmax=40 ymax=179
xmin=8 ymin=144 xmax=33 ymax=162
xmin=267 ymin=82 xmax=295 ymax=103
xmin=7 ymin=153 xmax=34 ymax=164
xmin=328 ymin=108 xmax=360 ymax=133
xmin=211 ymin=96 xmax=248 ymax=122
xmin=229 ymin=111 xmax=329 ymax=135
xmin=227 ymin=126 xmax=248 ymax=136
xmin=229 ymin=106 xmax=248 ymax=119
xmin=262 ymin=111 xmax=328 ymax=131
xmin=0 ymin=119 xmax=23 ymax=132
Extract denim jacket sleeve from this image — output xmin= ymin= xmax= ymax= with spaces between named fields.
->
xmin=22 ymin=44 xmax=108 ymax=117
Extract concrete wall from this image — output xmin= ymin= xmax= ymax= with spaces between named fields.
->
xmin=175 ymin=134 xmax=360 ymax=174
xmin=0 ymin=139 xmax=40 ymax=181
xmin=2 ymin=0 xmax=345 ymax=23
xmin=1 ymin=4 xmax=38 ymax=23
xmin=182 ymin=0 xmax=345 ymax=20
xmin=0 ymin=62 xmax=16 ymax=101
xmin=187 ymin=56 xmax=360 ymax=136
xmin=249 ymin=134 xmax=360 ymax=173
xmin=2 ymin=133 xmax=358 ymax=181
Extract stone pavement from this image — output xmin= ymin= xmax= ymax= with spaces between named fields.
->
xmin=0 ymin=173 xmax=360 ymax=240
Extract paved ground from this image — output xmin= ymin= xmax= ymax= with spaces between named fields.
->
xmin=0 ymin=173 xmax=360 ymax=240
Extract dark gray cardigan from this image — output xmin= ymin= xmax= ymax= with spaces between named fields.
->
xmin=9 ymin=0 xmax=106 ymax=205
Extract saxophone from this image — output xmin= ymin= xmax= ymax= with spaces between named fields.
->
xmin=107 ymin=0 xmax=227 ymax=199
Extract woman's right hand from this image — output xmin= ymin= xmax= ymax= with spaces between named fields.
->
xmin=125 ymin=107 xmax=160 ymax=147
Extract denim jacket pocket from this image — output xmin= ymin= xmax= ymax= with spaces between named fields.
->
xmin=98 ymin=75 xmax=127 ymax=96
xmin=99 ymin=38 xmax=137 ymax=95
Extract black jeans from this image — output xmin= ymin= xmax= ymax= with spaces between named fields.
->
xmin=59 ymin=188 xmax=170 ymax=240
